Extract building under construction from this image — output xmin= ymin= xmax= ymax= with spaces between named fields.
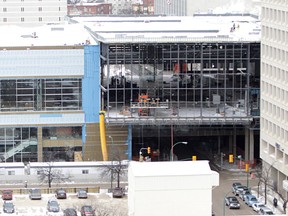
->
xmin=75 ymin=14 xmax=261 ymax=163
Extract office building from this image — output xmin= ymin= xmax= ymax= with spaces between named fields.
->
xmin=0 ymin=0 xmax=67 ymax=26
xmin=73 ymin=15 xmax=261 ymax=163
xmin=260 ymin=0 xmax=288 ymax=196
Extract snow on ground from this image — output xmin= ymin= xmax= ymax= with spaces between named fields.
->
xmin=2 ymin=192 xmax=127 ymax=216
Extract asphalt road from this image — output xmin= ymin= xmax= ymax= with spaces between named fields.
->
xmin=212 ymin=169 xmax=260 ymax=216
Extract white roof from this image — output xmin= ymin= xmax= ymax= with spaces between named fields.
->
xmin=129 ymin=160 xmax=213 ymax=177
xmin=0 ymin=23 xmax=97 ymax=47
xmin=72 ymin=15 xmax=261 ymax=43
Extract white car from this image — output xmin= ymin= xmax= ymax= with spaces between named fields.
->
xmin=252 ymin=202 xmax=266 ymax=212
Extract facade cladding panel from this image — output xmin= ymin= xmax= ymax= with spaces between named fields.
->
xmin=0 ymin=46 xmax=100 ymax=163
xmin=260 ymin=0 xmax=288 ymax=196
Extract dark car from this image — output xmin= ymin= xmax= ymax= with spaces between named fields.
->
xmin=225 ymin=196 xmax=241 ymax=209
xmin=2 ymin=190 xmax=13 ymax=200
xmin=3 ymin=201 xmax=15 ymax=214
xmin=55 ymin=189 xmax=67 ymax=199
xmin=63 ymin=208 xmax=77 ymax=216
xmin=232 ymin=182 xmax=242 ymax=194
xmin=77 ymin=189 xmax=88 ymax=199
xmin=112 ymin=187 xmax=124 ymax=198
xmin=81 ymin=205 xmax=95 ymax=216
xmin=47 ymin=198 xmax=60 ymax=212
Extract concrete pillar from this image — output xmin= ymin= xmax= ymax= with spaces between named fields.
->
xmin=245 ymin=127 xmax=249 ymax=161
xmin=228 ymin=135 xmax=233 ymax=153
xmin=217 ymin=136 xmax=221 ymax=155
xmin=37 ymin=127 xmax=43 ymax=162
xmin=249 ymin=130 xmax=254 ymax=164
xmin=233 ymin=128 xmax=237 ymax=163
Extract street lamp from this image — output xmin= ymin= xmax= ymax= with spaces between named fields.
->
xmin=237 ymin=155 xmax=242 ymax=173
xmin=170 ymin=141 xmax=188 ymax=161
xmin=108 ymin=136 xmax=114 ymax=189
xmin=108 ymin=135 xmax=114 ymax=146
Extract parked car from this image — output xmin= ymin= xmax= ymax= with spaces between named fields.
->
xmin=259 ymin=206 xmax=274 ymax=215
xmin=55 ymin=189 xmax=67 ymax=199
xmin=244 ymin=194 xmax=258 ymax=207
xmin=224 ymin=196 xmax=240 ymax=209
xmin=81 ymin=205 xmax=95 ymax=216
xmin=3 ymin=201 xmax=15 ymax=213
xmin=239 ymin=189 xmax=251 ymax=201
xmin=63 ymin=208 xmax=77 ymax=216
xmin=77 ymin=189 xmax=88 ymax=199
xmin=252 ymin=202 xmax=266 ymax=212
xmin=235 ymin=185 xmax=249 ymax=196
xmin=29 ymin=188 xmax=42 ymax=200
xmin=2 ymin=190 xmax=13 ymax=200
xmin=232 ymin=182 xmax=242 ymax=194
xmin=112 ymin=187 xmax=124 ymax=198
xmin=47 ymin=198 xmax=60 ymax=212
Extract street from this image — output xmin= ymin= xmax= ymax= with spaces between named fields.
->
xmin=213 ymin=168 xmax=266 ymax=216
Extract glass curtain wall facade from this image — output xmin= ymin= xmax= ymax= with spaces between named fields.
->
xmin=0 ymin=78 xmax=82 ymax=163
xmin=102 ymin=42 xmax=260 ymax=124
xmin=0 ymin=78 xmax=82 ymax=111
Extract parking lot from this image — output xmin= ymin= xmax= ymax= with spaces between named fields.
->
xmin=1 ymin=191 xmax=128 ymax=216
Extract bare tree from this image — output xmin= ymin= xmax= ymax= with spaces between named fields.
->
xmin=37 ymin=161 xmax=71 ymax=188
xmin=101 ymin=150 xmax=128 ymax=189
xmin=67 ymin=0 xmax=81 ymax=4
xmin=254 ymin=159 xmax=277 ymax=204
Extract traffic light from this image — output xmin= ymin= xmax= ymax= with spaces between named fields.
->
xmin=192 ymin=156 xmax=197 ymax=161
xmin=147 ymin=147 xmax=151 ymax=154
xmin=229 ymin=154 xmax=234 ymax=163
xmin=245 ymin=163 xmax=250 ymax=172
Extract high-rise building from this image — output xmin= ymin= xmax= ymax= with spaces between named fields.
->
xmin=260 ymin=0 xmax=288 ymax=195
xmin=154 ymin=0 xmax=258 ymax=16
xmin=0 ymin=0 xmax=67 ymax=26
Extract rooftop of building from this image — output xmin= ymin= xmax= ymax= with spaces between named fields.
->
xmin=0 ymin=23 xmax=97 ymax=48
xmin=71 ymin=14 xmax=261 ymax=43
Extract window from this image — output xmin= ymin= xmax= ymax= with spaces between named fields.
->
xmin=38 ymin=7 xmax=42 ymax=11
xmin=3 ymin=18 xmax=7 ymax=22
xmin=21 ymin=7 xmax=24 ymax=12
xmin=3 ymin=8 xmax=7 ymax=12
xmin=82 ymin=170 xmax=89 ymax=174
xmin=21 ymin=17 xmax=24 ymax=22
xmin=8 ymin=171 xmax=15 ymax=175
xmin=37 ymin=170 xmax=43 ymax=175
xmin=39 ymin=17 xmax=42 ymax=22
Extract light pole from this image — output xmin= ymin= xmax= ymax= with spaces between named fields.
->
xmin=108 ymin=135 xmax=114 ymax=146
xmin=108 ymin=136 xmax=114 ymax=189
xmin=170 ymin=141 xmax=188 ymax=161
xmin=237 ymin=155 xmax=242 ymax=173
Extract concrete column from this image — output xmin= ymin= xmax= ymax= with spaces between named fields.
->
xmin=37 ymin=127 xmax=43 ymax=162
xmin=233 ymin=128 xmax=237 ymax=162
xmin=245 ymin=127 xmax=249 ymax=161
xmin=228 ymin=135 xmax=233 ymax=153
xmin=249 ymin=130 xmax=254 ymax=164
xmin=218 ymin=136 xmax=221 ymax=155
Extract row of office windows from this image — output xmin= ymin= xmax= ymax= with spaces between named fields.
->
xmin=262 ymin=6 xmax=288 ymax=24
xmin=261 ymin=140 xmax=288 ymax=167
xmin=262 ymin=26 xmax=288 ymax=45
xmin=261 ymin=117 xmax=288 ymax=145
xmin=2 ymin=7 xmax=62 ymax=12
xmin=261 ymin=81 xmax=287 ymax=103
xmin=261 ymin=99 xmax=288 ymax=125
xmin=0 ymin=78 xmax=82 ymax=112
xmin=2 ymin=17 xmax=62 ymax=22
xmin=261 ymin=43 xmax=288 ymax=64
xmin=261 ymin=62 xmax=288 ymax=85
